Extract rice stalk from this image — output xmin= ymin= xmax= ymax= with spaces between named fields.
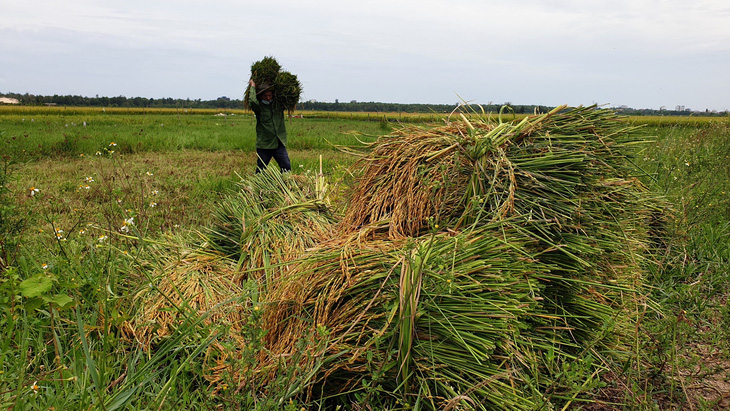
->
xmin=224 ymin=220 xmax=627 ymax=409
xmin=243 ymin=56 xmax=281 ymax=110
xmin=124 ymin=250 xmax=245 ymax=351
xmin=205 ymin=167 xmax=336 ymax=283
xmin=243 ymin=56 xmax=301 ymax=112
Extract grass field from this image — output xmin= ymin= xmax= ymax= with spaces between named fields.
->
xmin=1 ymin=107 xmax=729 ymax=409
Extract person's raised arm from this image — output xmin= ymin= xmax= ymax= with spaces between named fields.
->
xmin=248 ymin=79 xmax=260 ymax=110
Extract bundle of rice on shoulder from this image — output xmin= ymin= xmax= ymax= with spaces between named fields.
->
xmin=244 ymin=56 xmax=301 ymax=113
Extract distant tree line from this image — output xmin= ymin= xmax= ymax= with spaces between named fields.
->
xmin=1 ymin=92 xmax=727 ymax=116
xmin=0 ymin=92 xmax=242 ymax=109
xmin=613 ymin=107 xmax=729 ymax=117
xmin=297 ymin=99 xmax=458 ymax=113
xmin=0 ymin=92 xmax=553 ymax=114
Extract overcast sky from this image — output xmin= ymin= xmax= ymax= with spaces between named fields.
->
xmin=2 ymin=0 xmax=729 ymax=111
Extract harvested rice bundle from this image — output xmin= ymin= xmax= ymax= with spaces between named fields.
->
xmin=222 ymin=106 xmax=653 ymax=408
xmin=338 ymin=122 xmax=477 ymax=238
xmin=243 ymin=56 xmax=281 ymax=110
xmin=250 ymin=55 xmax=281 ymax=86
xmin=125 ymin=251 xmax=245 ymax=350
xmin=214 ymin=233 xmax=402 ymax=401
xmin=243 ymin=56 xmax=301 ymax=112
xmin=206 ymin=167 xmax=335 ymax=283
xmin=273 ymin=71 xmax=302 ymax=113
xmin=227 ymin=221 xmax=633 ymax=409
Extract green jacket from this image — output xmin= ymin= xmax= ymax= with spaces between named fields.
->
xmin=248 ymin=86 xmax=287 ymax=149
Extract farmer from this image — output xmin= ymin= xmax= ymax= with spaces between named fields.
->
xmin=248 ymin=79 xmax=291 ymax=172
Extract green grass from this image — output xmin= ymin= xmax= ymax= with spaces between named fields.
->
xmin=0 ymin=108 xmax=388 ymax=163
xmin=629 ymin=119 xmax=730 ymax=409
xmin=1 ymin=109 xmax=729 ymax=409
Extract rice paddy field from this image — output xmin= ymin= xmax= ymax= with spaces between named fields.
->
xmin=1 ymin=106 xmax=729 ymax=410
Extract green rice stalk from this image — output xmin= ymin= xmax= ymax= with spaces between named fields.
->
xmin=396 ymin=238 xmax=427 ymax=396
xmin=231 ymin=221 xmax=624 ymax=409
xmin=244 ymin=56 xmax=301 ymax=112
xmin=205 ymin=167 xmax=335 ymax=283
xmin=273 ymin=71 xmax=302 ymax=113
xmin=244 ymin=56 xmax=282 ymax=109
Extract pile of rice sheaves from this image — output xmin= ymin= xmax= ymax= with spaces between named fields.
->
xmin=220 ymin=106 xmax=658 ymax=409
xmin=130 ymin=105 xmax=658 ymax=409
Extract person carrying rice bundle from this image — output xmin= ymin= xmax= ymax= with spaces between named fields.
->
xmin=248 ymin=78 xmax=291 ymax=172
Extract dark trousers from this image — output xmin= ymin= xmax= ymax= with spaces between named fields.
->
xmin=256 ymin=140 xmax=291 ymax=173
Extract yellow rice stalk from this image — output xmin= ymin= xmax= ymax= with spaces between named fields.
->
xmin=207 ymin=167 xmax=336 ymax=283
xmin=338 ymin=123 xmax=480 ymax=238
xmin=125 ymin=252 xmax=247 ymax=351
xmin=206 ymin=230 xmax=403 ymax=399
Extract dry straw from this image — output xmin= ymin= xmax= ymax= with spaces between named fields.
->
xmin=124 ymin=251 xmax=246 ymax=351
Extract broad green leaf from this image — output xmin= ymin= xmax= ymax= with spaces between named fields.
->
xmin=44 ymin=293 xmax=74 ymax=309
xmin=18 ymin=274 xmax=55 ymax=298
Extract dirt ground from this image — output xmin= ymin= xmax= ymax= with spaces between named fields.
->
xmin=676 ymin=342 xmax=730 ymax=410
